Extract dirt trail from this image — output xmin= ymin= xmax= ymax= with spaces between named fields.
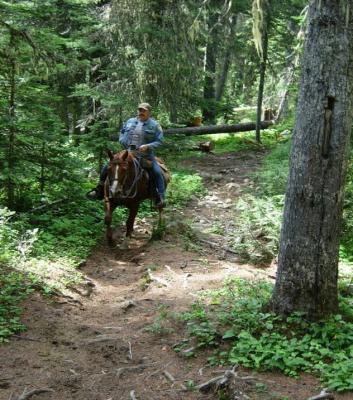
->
xmin=1 ymin=150 xmax=352 ymax=400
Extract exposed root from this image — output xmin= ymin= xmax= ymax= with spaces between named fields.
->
xmin=147 ymin=269 xmax=170 ymax=287
xmin=307 ymin=390 xmax=334 ymax=400
xmin=115 ymin=363 xmax=157 ymax=378
xmin=15 ymin=388 xmax=54 ymax=400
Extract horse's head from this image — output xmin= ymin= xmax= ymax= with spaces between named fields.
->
xmin=107 ymin=150 xmax=131 ymax=198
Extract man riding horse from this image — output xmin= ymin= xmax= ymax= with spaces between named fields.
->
xmin=88 ymin=102 xmax=166 ymax=209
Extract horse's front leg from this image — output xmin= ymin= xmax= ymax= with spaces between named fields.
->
xmin=126 ymin=204 xmax=139 ymax=237
xmin=105 ymin=200 xmax=116 ymax=244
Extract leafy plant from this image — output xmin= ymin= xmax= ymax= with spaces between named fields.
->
xmin=0 ymin=268 xmax=33 ymax=342
xmin=178 ymin=279 xmax=353 ymax=391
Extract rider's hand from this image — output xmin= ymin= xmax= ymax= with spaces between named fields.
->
xmin=139 ymin=145 xmax=149 ymax=153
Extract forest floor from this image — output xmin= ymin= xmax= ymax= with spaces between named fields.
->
xmin=1 ymin=149 xmax=353 ymax=400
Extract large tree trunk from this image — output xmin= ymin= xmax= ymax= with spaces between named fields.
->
xmin=271 ymin=0 xmax=353 ymax=320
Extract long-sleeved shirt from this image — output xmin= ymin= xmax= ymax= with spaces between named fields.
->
xmin=119 ymin=117 xmax=163 ymax=154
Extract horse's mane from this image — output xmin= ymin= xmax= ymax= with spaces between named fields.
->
xmin=115 ymin=150 xmax=135 ymax=162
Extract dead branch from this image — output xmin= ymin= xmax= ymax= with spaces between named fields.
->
xmin=163 ymin=371 xmax=187 ymax=390
xmin=196 ymin=367 xmax=259 ymax=394
xmin=81 ymin=334 xmax=120 ymax=344
xmin=128 ymin=341 xmax=133 ymax=360
xmin=163 ymin=370 xmax=176 ymax=383
xmin=197 ymin=374 xmax=232 ymax=393
xmin=116 ymin=363 xmax=157 ymax=378
xmin=129 ymin=390 xmax=137 ymax=400
xmin=307 ymin=391 xmax=334 ymax=400
xmin=15 ymin=388 xmax=54 ymax=400
xmin=26 ymin=198 xmax=71 ymax=214
xmin=12 ymin=334 xmax=43 ymax=342
xmin=198 ymin=238 xmax=238 ymax=255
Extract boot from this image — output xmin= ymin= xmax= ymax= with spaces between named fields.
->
xmin=86 ymin=182 xmax=105 ymax=201
xmin=155 ymin=194 xmax=165 ymax=209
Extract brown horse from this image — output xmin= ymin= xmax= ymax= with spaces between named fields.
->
xmin=104 ymin=150 xmax=169 ymax=244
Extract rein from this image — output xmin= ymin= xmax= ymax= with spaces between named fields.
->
xmin=108 ymin=154 xmax=145 ymax=200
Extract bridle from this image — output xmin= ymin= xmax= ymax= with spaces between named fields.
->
xmin=106 ymin=153 xmax=145 ymax=200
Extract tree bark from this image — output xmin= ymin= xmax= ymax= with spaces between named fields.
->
xmin=275 ymin=15 xmax=306 ymax=123
xmin=215 ymin=15 xmax=236 ymax=102
xmin=202 ymin=0 xmax=219 ymax=124
xmin=255 ymin=32 xmax=268 ymax=143
xmin=271 ymin=0 xmax=353 ymax=320
xmin=7 ymin=33 xmax=16 ymax=209
xmin=164 ymin=121 xmax=272 ymax=135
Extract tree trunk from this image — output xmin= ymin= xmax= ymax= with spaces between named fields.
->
xmin=7 ymin=33 xmax=16 ymax=209
xmin=164 ymin=121 xmax=272 ymax=135
xmin=271 ymin=0 xmax=353 ymax=320
xmin=40 ymin=142 xmax=46 ymax=195
xmin=202 ymin=0 xmax=219 ymax=124
xmin=255 ymin=32 xmax=268 ymax=143
xmin=275 ymin=17 xmax=306 ymax=123
xmin=215 ymin=15 xmax=236 ymax=102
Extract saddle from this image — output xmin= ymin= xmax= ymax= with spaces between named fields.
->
xmin=139 ymin=156 xmax=171 ymax=184
xmin=156 ymin=157 xmax=171 ymax=184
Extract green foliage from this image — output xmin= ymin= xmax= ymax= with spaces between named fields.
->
xmin=0 ymin=208 xmax=17 ymax=264
xmin=144 ymin=304 xmax=176 ymax=335
xmin=179 ymin=279 xmax=353 ymax=391
xmin=252 ymin=139 xmax=291 ymax=196
xmin=230 ymin=132 xmax=353 ymax=264
xmin=226 ymin=134 xmax=289 ymax=264
xmin=230 ymin=195 xmax=284 ymax=265
xmin=0 ymin=268 xmax=33 ymax=342
xmin=340 ymin=152 xmax=353 ymax=262
xmin=208 ymin=129 xmax=282 ymax=153
xmin=167 ymin=170 xmax=206 ymax=207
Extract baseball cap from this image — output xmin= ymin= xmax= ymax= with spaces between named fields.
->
xmin=138 ymin=102 xmax=152 ymax=111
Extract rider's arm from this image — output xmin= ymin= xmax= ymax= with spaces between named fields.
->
xmin=146 ymin=123 xmax=164 ymax=150
xmin=119 ymin=120 xmax=132 ymax=149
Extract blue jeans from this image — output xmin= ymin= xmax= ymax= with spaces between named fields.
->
xmin=100 ymin=155 xmax=165 ymax=199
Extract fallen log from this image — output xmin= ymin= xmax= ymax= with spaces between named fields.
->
xmin=164 ymin=121 xmax=273 ymax=136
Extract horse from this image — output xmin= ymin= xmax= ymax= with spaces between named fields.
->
xmin=104 ymin=149 xmax=169 ymax=244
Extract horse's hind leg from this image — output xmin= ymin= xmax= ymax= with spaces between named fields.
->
xmin=126 ymin=204 xmax=139 ymax=237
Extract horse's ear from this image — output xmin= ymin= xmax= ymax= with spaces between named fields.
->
xmin=107 ymin=150 xmax=114 ymax=160
xmin=122 ymin=150 xmax=128 ymax=160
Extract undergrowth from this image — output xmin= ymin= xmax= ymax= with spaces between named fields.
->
xmin=229 ymin=133 xmax=353 ymax=265
xmin=0 ymin=268 xmax=33 ymax=343
xmin=0 ymin=158 xmax=206 ymax=341
xmin=179 ymin=279 xmax=353 ymax=392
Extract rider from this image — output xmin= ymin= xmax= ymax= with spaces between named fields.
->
xmin=87 ymin=103 xmax=166 ymax=208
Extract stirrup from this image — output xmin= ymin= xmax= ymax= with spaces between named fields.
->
xmin=86 ymin=184 xmax=104 ymax=201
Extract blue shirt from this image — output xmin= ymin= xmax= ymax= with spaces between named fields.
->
xmin=119 ymin=117 xmax=163 ymax=154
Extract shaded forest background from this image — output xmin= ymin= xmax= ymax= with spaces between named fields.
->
xmin=0 ymin=0 xmax=306 ymax=211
